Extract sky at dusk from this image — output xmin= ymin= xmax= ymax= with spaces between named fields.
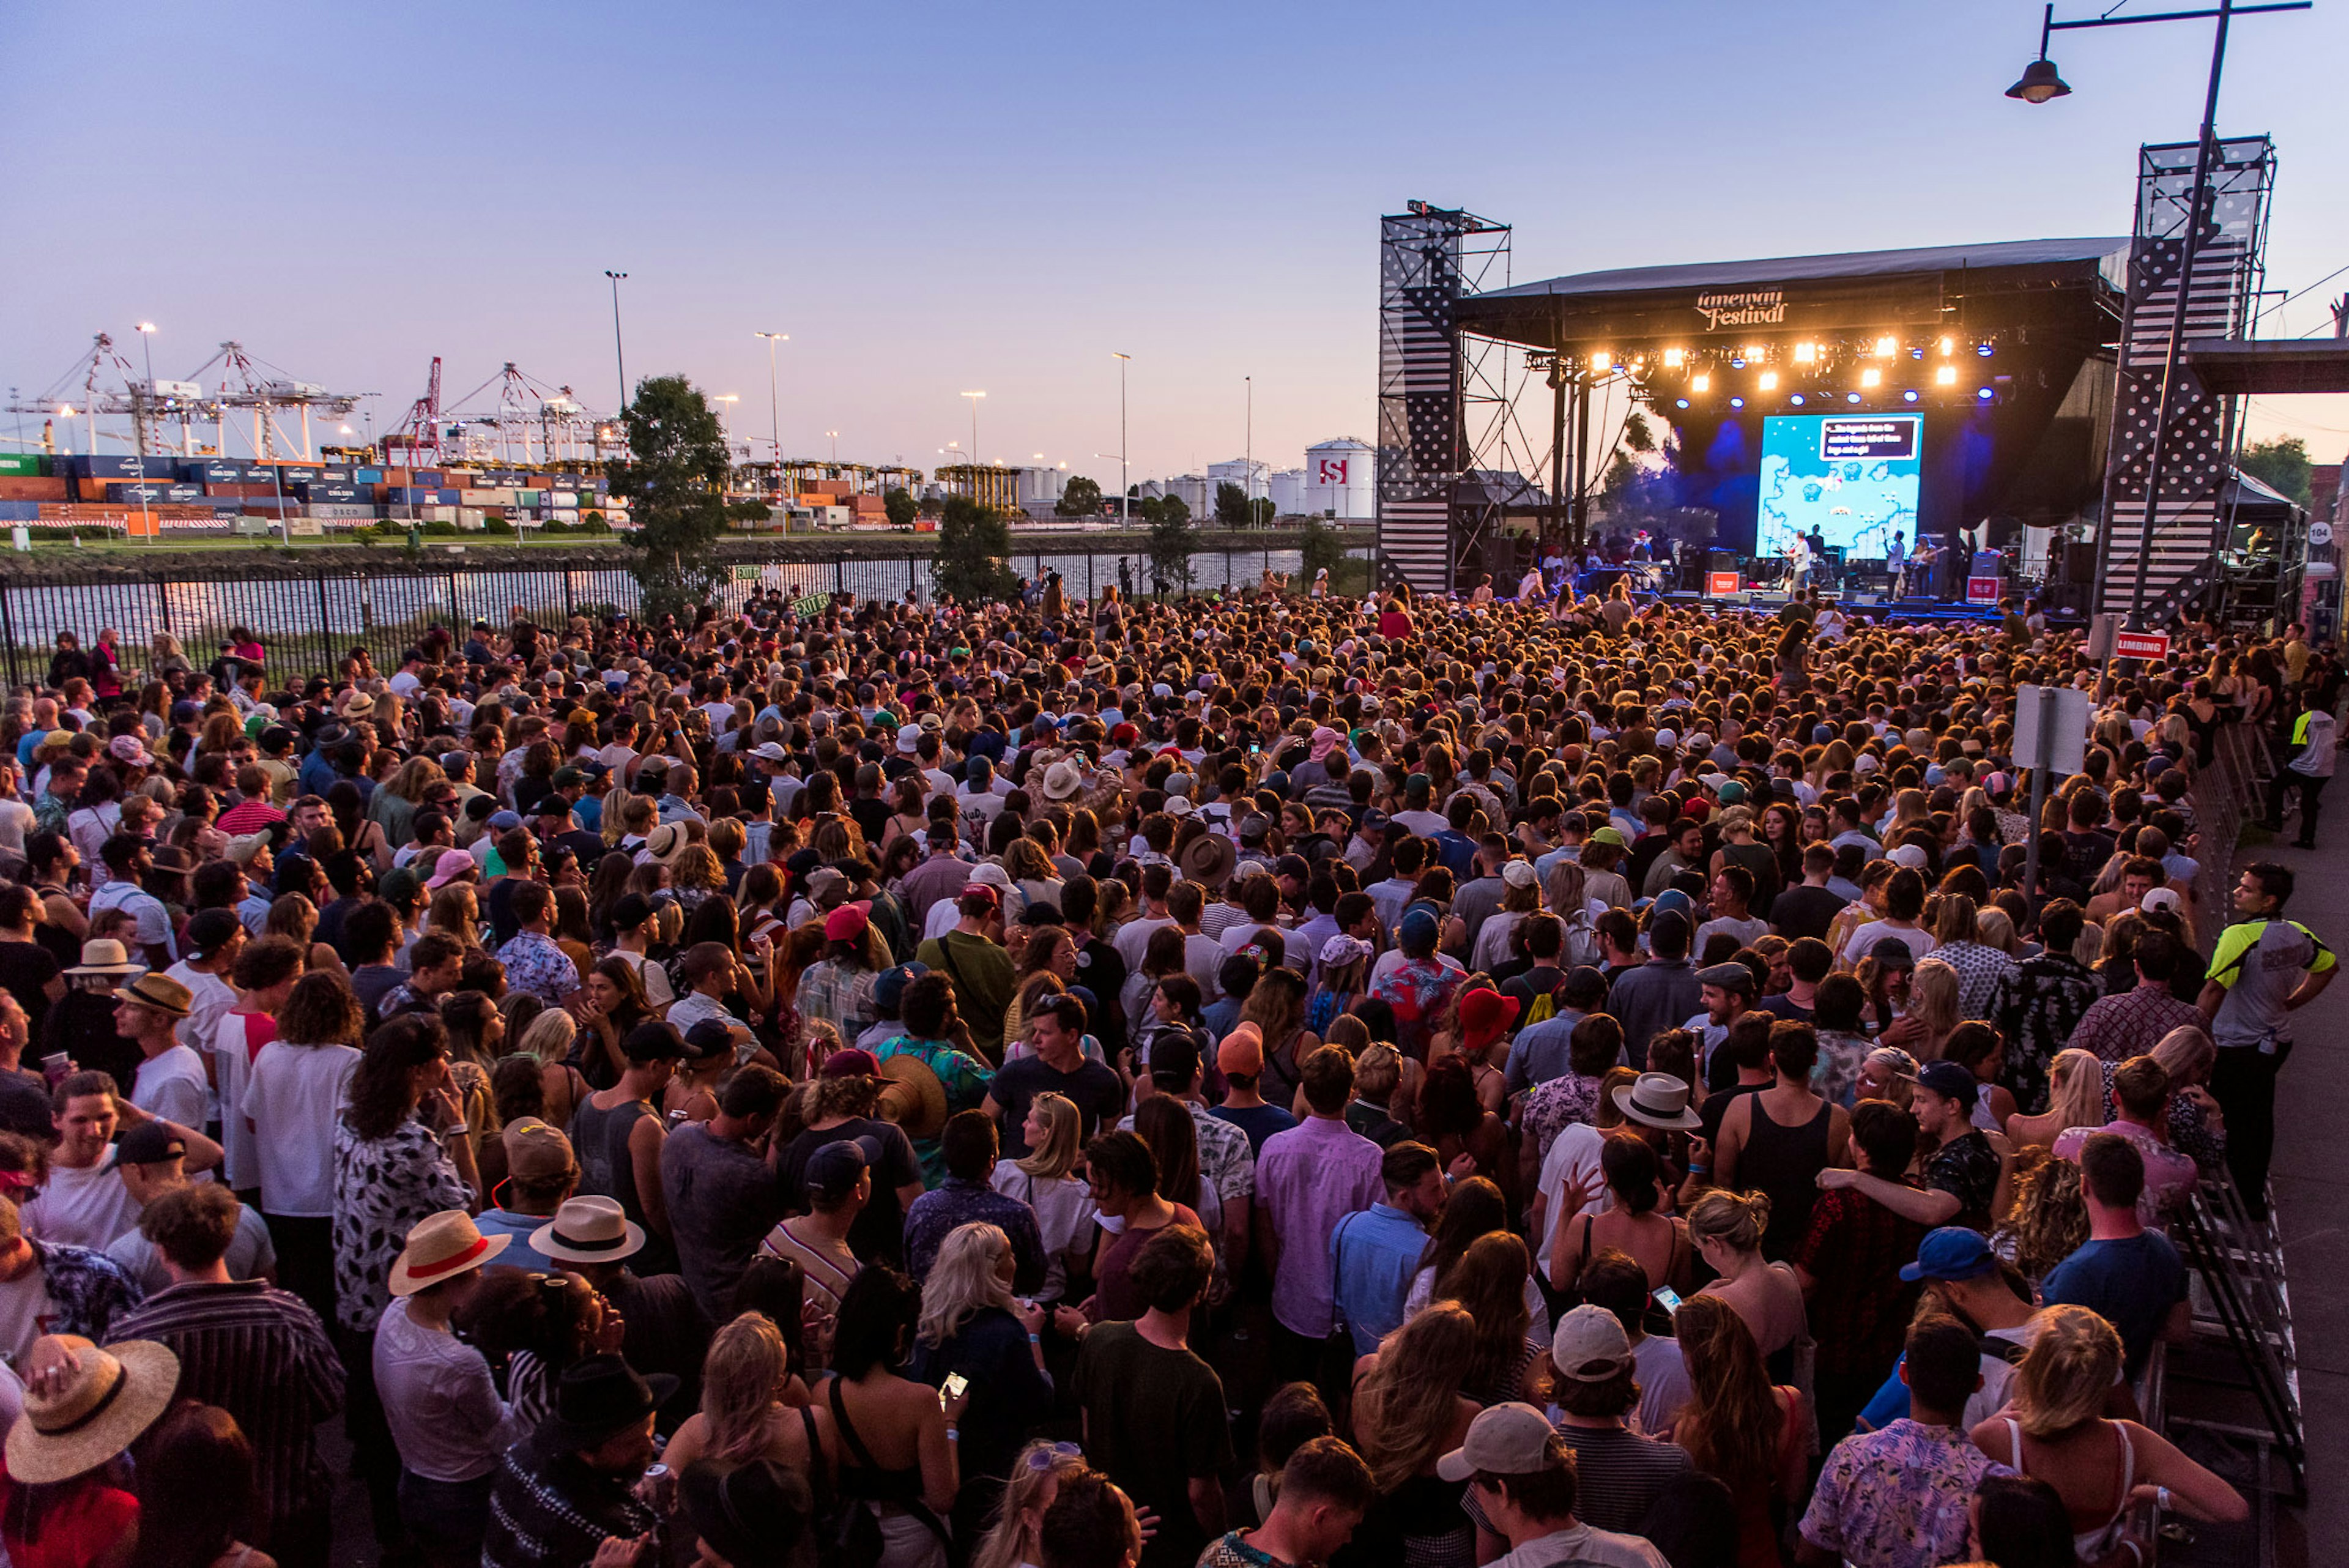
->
xmin=4 ymin=0 xmax=2346 ymax=483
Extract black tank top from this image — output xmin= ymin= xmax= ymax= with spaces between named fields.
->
xmin=1741 ymin=1091 xmax=1832 ymax=1259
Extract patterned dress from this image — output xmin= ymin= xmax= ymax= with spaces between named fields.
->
xmin=331 ymin=1118 xmax=470 ymax=1333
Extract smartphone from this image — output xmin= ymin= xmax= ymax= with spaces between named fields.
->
xmin=1652 ymin=1287 xmax=1683 ymax=1317
xmin=940 ymin=1372 xmax=970 ymax=1408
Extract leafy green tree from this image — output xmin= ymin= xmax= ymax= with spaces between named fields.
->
xmin=1135 ymin=496 xmax=1165 ymax=525
xmin=2240 ymin=436 xmax=2314 ymax=509
xmin=1213 ymin=481 xmax=1252 ymax=527
xmin=1250 ymin=496 xmax=1275 ymax=527
xmin=1300 ymin=516 xmax=1348 ymax=581
xmin=883 ymin=487 xmax=918 ymax=529
xmin=933 ymin=495 xmax=1016 ymax=603
xmin=1157 ymin=492 xmax=1190 ymax=529
xmin=605 ymin=376 xmax=755 ymax=619
xmin=1148 ymin=506 xmax=1197 ymax=596
xmin=1056 ymin=475 xmax=1104 ymax=517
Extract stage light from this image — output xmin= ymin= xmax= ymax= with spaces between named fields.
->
xmin=1935 ymin=365 xmax=1959 ymax=386
xmin=1663 ymin=348 xmax=1685 ymax=367
xmin=1847 ymin=392 xmax=1863 ymax=404
xmin=1789 ymin=393 xmax=1805 ymax=406
xmin=1874 ymin=336 xmax=1897 ymax=358
xmin=1744 ymin=344 xmax=1768 ymax=360
xmin=1977 ymin=387 xmax=1995 ymax=399
xmin=1937 ymin=336 xmax=1954 ymax=355
xmin=1691 ymin=373 xmax=1710 ymax=393
xmin=1860 ymin=368 xmax=1882 ymax=388
xmin=1591 ymin=351 xmax=1612 ymax=370
xmin=1675 ymin=398 xmax=1690 ymax=409
xmin=1792 ymin=342 xmax=1817 ymax=364
xmin=1729 ymin=359 xmax=1746 ymax=370
xmin=1759 ymin=371 xmax=1778 ymax=390
xmin=1902 ymin=390 xmax=1919 ymax=403
xmin=1729 ymin=397 xmax=1745 ymax=409
xmin=1976 ymin=344 xmax=1994 ymax=357
xmin=1910 ymin=347 xmax=1925 ymax=360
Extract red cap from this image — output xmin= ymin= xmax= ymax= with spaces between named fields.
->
xmin=824 ymin=901 xmax=872 ymax=942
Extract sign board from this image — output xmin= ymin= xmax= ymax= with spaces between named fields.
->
xmin=2086 ymin=613 xmax=2122 ymax=661
xmin=2013 ymin=684 xmax=2092 ymax=776
xmin=2309 ymin=519 xmax=2332 ymax=548
xmin=2113 ymin=630 xmax=2170 ymax=661
xmin=1966 ymin=576 xmax=2003 ymax=604
xmin=1707 ymin=571 xmax=1742 ymax=596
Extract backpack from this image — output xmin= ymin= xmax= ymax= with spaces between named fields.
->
xmin=1559 ymin=912 xmax=1603 ymax=971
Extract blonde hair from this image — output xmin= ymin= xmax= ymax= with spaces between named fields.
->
xmin=2042 ymin=1049 xmax=2106 ymax=1135
xmin=1687 ymin=1189 xmax=1769 ymax=1256
xmin=1905 ymin=959 xmax=1961 ymax=1059
xmin=916 ymin=1222 xmax=1015 ymax=1347
xmin=1975 ymin=907 xmax=2018 ymax=954
xmin=517 ymin=1008 xmax=577 ymax=1066
xmin=1355 ymin=1302 xmax=1478 ymax=1490
xmin=971 ymin=1441 xmax=1089 ymax=1568
xmin=2150 ymin=1024 xmax=2215 ymax=1088
xmin=700 ymin=1312 xmax=788 ymax=1461
xmin=1015 ymin=1092 xmax=1083 ymax=1181
xmin=2013 ymin=1304 xmax=2124 ymax=1438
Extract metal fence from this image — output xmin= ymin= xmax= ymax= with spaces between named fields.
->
xmin=0 ymin=541 xmax=1372 ymax=688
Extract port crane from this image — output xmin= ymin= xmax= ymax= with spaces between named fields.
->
xmin=4 ymin=335 xmax=365 ymax=460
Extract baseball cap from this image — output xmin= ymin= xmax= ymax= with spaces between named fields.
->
xmin=116 ymin=1121 xmax=187 ymax=1167
xmin=872 ymin=963 xmax=928 ymax=1015
xmin=1866 ymin=937 xmax=1918 ymax=971
xmin=502 ymin=1117 xmax=576 ymax=1183
xmin=1501 ymin=860 xmax=1539 ymax=890
xmin=824 ymin=902 xmax=871 ymax=942
xmin=184 ymin=907 xmax=243 ymax=961
xmin=1398 ymin=908 xmax=1440 ymax=951
xmin=1217 ymin=1024 xmax=1266 ymax=1077
xmin=1886 ymin=843 xmax=1929 ymax=871
xmin=806 ymin=1135 xmax=883 ymax=1202
xmin=488 ymin=810 xmax=523 ymax=833
xmin=818 ymin=1048 xmax=882 ymax=1080
xmin=1899 ymin=1227 xmax=1998 ymax=1283
xmin=1588 ymin=826 xmax=1629 ymax=850
xmin=1549 ymin=1305 xmax=1633 ymax=1381
xmin=682 ymin=1019 xmax=737 ymax=1061
xmin=620 ymin=1020 xmax=688 ymax=1064
xmin=609 ymin=893 xmax=655 ymax=934
xmin=1916 ymin=1060 xmax=1980 ymax=1111
xmin=1436 ymin=1402 xmax=1560 ymax=1482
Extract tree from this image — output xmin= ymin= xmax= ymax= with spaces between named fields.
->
xmin=1158 ymin=492 xmax=1191 ymax=529
xmin=1300 ymin=516 xmax=1348 ymax=581
xmin=1250 ymin=496 xmax=1276 ymax=527
xmin=883 ymin=486 xmax=918 ymax=529
xmin=605 ymin=376 xmax=751 ymax=620
xmin=1056 ymin=475 xmax=1104 ymax=517
xmin=2241 ymin=436 xmax=2314 ymax=509
xmin=1213 ymin=481 xmax=1253 ymax=528
xmin=1147 ymin=506 xmax=1198 ymax=597
xmin=932 ymin=495 xmax=1016 ymax=603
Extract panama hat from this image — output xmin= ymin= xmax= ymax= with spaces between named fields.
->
xmin=111 ymin=973 xmax=191 ymax=1019
xmin=388 ymin=1209 xmax=510 ymax=1297
xmin=1040 ymin=759 xmax=1085 ymax=801
xmin=5 ymin=1337 xmax=180 ymax=1484
xmin=876 ymin=1055 xmax=949 ymax=1140
xmin=531 ymin=1195 xmax=647 ymax=1268
xmin=64 ymin=938 xmax=140 ymax=977
xmin=1611 ymin=1072 xmax=1704 ymax=1132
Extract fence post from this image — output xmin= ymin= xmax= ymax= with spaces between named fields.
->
xmin=563 ymin=568 xmax=575 ymax=622
xmin=1087 ymin=554 xmax=1094 ymax=601
xmin=907 ymin=553 xmax=915 ymax=599
xmin=0 ymin=578 xmax=17 ymax=691
xmin=316 ymin=571 xmax=333 ymax=675
xmin=448 ymin=571 xmax=462 ymax=635
xmin=835 ymin=559 xmax=844 ymax=595
xmin=153 ymin=573 xmax=171 ymax=634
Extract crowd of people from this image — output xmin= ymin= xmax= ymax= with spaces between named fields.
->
xmin=0 ymin=576 xmax=2331 ymax=1568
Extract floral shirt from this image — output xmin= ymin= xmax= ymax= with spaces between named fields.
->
xmin=1931 ymin=940 xmax=2019 ymax=1021
xmin=795 ymin=960 xmax=881 ymax=1045
xmin=1369 ymin=956 xmax=1463 ymax=1060
xmin=1924 ymin=1129 xmax=2002 ymax=1233
xmin=1798 ymin=1419 xmax=2011 ymax=1568
xmin=332 ymin=1118 xmax=471 ymax=1332
xmin=495 ymin=930 xmax=579 ymax=1006
xmin=2069 ymin=986 xmax=2204 ymax=1065
xmin=872 ymin=1034 xmax=994 ymax=1184
xmin=3 ymin=1243 xmax=143 ymax=1369
xmin=1521 ymin=1072 xmax=1605 ymax=1165
xmin=1811 ymin=1030 xmax=1874 ymax=1109
xmin=1987 ymin=953 xmax=2099 ymax=1109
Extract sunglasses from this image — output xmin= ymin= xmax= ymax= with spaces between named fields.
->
xmin=1023 ymin=1442 xmax=1083 ymax=1471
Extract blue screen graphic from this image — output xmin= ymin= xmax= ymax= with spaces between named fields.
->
xmin=1756 ymin=414 xmax=1921 ymax=556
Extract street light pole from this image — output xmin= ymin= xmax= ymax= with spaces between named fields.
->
xmin=2007 ymin=0 xmax=2308 ymax=628
xmin=1113 ymin=354 xmax=1131 ymax=523
xmin=1245 ymin=375 xmax=1253 ymax=527
xmin=960 ymin=391 xmax=985 ymax=500
xmin=754 ymin=332 xmax=786 ymax=470
xmin=603 ymin=272 xmax=629 ymax=411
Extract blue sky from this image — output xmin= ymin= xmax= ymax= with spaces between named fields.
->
xmin=5 ymin=0 xmax=2345 ymax=480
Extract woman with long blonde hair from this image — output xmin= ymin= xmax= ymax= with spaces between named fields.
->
xmin=1438 ymin=1231 xmax=1543 ymax=1407
xmin=968 ymin=1441 xmax=1089 ymax=1568
xmin=662 ymin=1310 xmax=836 ymax=1476
xmin=1971 ymin=1305 xmax=2246 ymax=1559
xmin=1349 ymin=1303 xmax=1480 ymax=1567
xmin=2006 ymin=1048 xmax=2106 ymax=1151
xmin=1994 ymin=1146 xmax=2090 ymax=1289
xmin=1670 ymin=1294 xmax=1805 ymax=1568
xmin=905 ymin=1225 xmax=1052 ymax=1540
xmin=990 ymin=1093 xmax=1094 ymax=1302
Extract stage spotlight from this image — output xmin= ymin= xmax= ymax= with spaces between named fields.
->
xmin=1729 ymin=359 xmax=1746 ymax=370
xmin=1691 ymin=374 xmax=1710 ymax=393
xmin=1846 ymin=392 xmax=1863 ymax=404
xmin=1976 ymin=343 xmax=1994 ymax=357
xmin=1675 ymin=398 xmax=1690 ymax=409
xmin=1937 ymin=336 xmax=1954 ymax=355
xmin=1935 ymin=365 xmax=1959 ymax=386
xmin=1729 ymin=397 xmax=1745 ymax=409
xmin=1976 ymin=387 xmax=1995 ymax=399
xmin=1874 ymin=336 xmax=1897 ymax=357
xmin=1744 ymin=344 xmax=1767 ymax=360
xmin=1860 ymin=368 xmax=1882 ymax=388
xmin=1591 ymin=351 xmax=1612 ymax=370
xmin=1789 ymin=393 xmax=1805 ymax=406
xmin=1663 ymin=348 xmax=1685 ymax=367
xmin=1792 ymin=342 xmax=1817 ymax=364
xmin=1759 ymin=371 xmax=1778 ymax=390
xmin=1902 ymin=390 xmax=1919 ymax=403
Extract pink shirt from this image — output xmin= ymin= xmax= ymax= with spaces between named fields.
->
xmin=1256 ymin=1115 xmax=1382 ymax=1338
xmin=2054 ymin=1119 xmax=2199 ymax=1223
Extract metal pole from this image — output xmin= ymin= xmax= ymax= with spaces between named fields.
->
xmin=1115 ymin=354 xmax=1131 ymax=524
xmin=1549 ymin=355 xmax=1567 ymax=554
xmin=1245 ymin=376 xmax=1253 ymax=527
xmin=1570 ymin=374 xmax=1593 ymax=557
xmin=604 ymin=272 xmax=629 ymax=411
xmin=2125 ymin=0 xmax=2235 ymax=630
xmin=2019 ymin=686 xmax=2060 ymax=901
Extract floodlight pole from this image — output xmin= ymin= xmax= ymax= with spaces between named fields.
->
xmin=604 ymin=272 xmax=629 ymax=412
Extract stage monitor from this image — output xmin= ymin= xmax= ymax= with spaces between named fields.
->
xmin=1757 ymin=414 xmax=1921 ymax=557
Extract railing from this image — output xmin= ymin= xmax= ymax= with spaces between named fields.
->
xmin=0 ymin=541 xmax=1374 ymax=688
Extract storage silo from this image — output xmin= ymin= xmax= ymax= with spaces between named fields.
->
xmin=1305 ymin=439 xmax=1375 ymax=519
xmin=1268 ymin=468 xmax=1308 ymax=516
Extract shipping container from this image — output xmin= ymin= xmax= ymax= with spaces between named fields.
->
xmin=355 ymin=467 xmax=385 ymax=483
xmin=186 ymin=459 xmax=242 ymax=485
xmin=0 ymin=477 xmax=67 ymax=501
xmin=0 ymin=454 xmax=45 ymax=477
xmin=317 ymin=465 xmax=353 ymax=482
xmin=295 ymin=483 xmax=363 ymax=503
xmin=0 ymin=502 xmax=39 ymax=519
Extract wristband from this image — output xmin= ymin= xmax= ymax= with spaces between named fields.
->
xmin=1028 ymin=1333 xmax=1042 ymax=1344
xmin=945 ymin=1427 xmax=960 ymax=1442
xmin=1687 ymin=1164 xmax=1710 ymax=1175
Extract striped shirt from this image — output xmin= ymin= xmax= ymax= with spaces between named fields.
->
xmin=109 ymin=1279 xmax=345 ymax=1531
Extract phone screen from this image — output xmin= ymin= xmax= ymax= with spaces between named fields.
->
xmin=1652 ymin=1287 xmax=1683 ymax=1317
xmin=941 ymin=1372 xmax=970 ymax=1407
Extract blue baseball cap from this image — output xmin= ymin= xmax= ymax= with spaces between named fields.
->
xmin=1398 ymin=908 xmax=1440 ymax=951
xmin=1899 ymin=1227 xmax=1997 ymax=1283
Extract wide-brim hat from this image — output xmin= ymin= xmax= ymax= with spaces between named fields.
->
xmin=388 ymin=1209 xmax=511 ymax=1296
xmin=542 ymin=1354 xmax=679 ymax=1447
xmin=1040 ymin=759 xmax=1085 ymax=801
xmin=1612 ymin=1072 xmax=1704 ymax=1132
xmin=65 ymin=938 xmax=140 ymax=977
xmin=531 ymin=1195 xmax=647 ymax=1267
xmin=876 ymin=1055 xmax=949 ymax=1140
xmin=1180 ymin=832 xmax=1236 ymax=888
xmin=111 ymin=972 xmax=191 ymax=1019
xmin=4 ymin=1337 xmax=180 ymax=1484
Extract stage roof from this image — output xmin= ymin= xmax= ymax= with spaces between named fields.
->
xmin=1474 ymin=237 xmax=2129 ymax=303
xmin=2186 ymin=337 xmax=2349 ymax=396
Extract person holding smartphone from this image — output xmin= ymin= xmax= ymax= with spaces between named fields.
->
xmin=907 ymin=1222 xmax=1053 ymax=1542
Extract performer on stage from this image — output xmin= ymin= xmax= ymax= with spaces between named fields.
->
xmin=1786 ymin=533 xmax=1814 ymax=593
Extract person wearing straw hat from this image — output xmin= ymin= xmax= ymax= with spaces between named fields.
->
xmin=116 ymin=971 xmax=206 ymax=1131
xmin=0 ymin=1334 xmax=180 ymax=1564
xmin=481 ymin=1353 xmax=670 ymax=1568
xmin=373 ymin=1209 xmax=517 ymax=1564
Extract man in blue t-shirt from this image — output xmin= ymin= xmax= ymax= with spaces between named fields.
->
xmin=2043 ymin=1131 xmax=2189 ymax=1381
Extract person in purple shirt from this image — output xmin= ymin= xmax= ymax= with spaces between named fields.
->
xmin=1255 ymin=1044 xmax=1383 ymax=1375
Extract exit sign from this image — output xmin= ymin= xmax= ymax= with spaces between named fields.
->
xmin=2113 ymin=630 xmax=2170 ymax=661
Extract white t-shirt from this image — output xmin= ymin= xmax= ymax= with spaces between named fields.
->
xmin=23 ymin=1153 xmax=142 ymax=1250
xmin=0 ymin=1269 xmax=59 ymax=1373
xmin=242 ymin=1042 xmax=363 ymax=1217
xmin=610 ymin=948 xmax=675 ymax=1013
xmin=1534 ymin=1122 xmax=1611 ymax=1285
xmin=132 ymin=1044 xmax=210 ymax=1129
xmin=0 ymin=798 xmax=34 ymax=856
xmin=1493 ymin=1523 xmax=1668 ymax=1568
xmin=1839 ymin=920 xmax=1935 ymax=968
